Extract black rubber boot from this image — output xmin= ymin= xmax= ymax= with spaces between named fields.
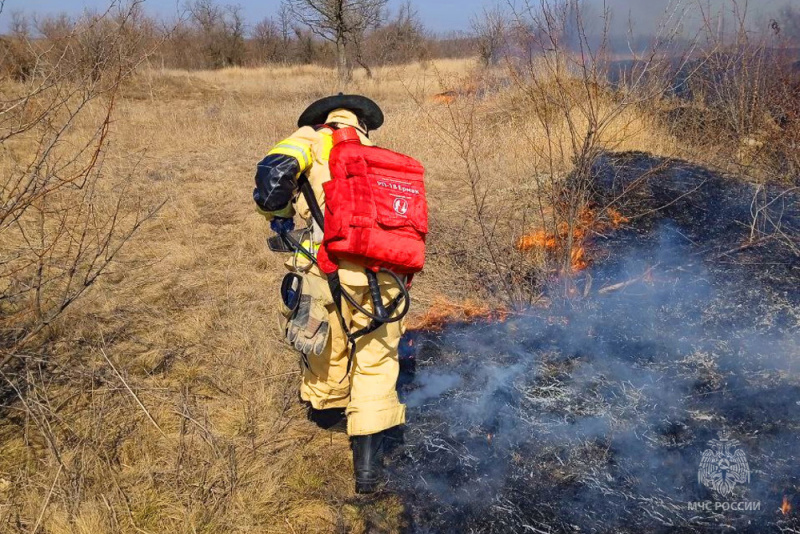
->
xmin=352 ymin=431 xmax=385 ymax=494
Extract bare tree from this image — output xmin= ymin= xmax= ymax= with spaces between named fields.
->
xmin=187 ymin=0 xmax=246 ymax=68
xmin=293 ymin=25 xmax=318 ymax=64
xmin=253 ymin=17 xmax=283 ymax=64
xmin=368 ymin=1 xmax=427 ymax=65
xmin=278 ymin=2 xmax=292 ymax=48
xmin=34 ymin=12 xmax=74 ymax=41
xmin=9 ymin=10 xmax=31 ymax=38
xmin=472 ymin=4 xmax=508 ymax=67
xmin=282 ymin=0 xmax=387 ymax=86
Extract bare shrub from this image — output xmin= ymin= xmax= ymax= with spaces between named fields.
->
xmin=682 ymin=3 xmax=800 ymax=184
xmin=252 ymin=17 xmax=284 ymax=64
xmin=686 ymin=3 xmax=800 ymax=253
xmin=187 ymin=0 xmax=247 ymax=68
xmin=0 ymin=9 xmax=162 ymax=527
xmin=418 ymin=0 xmax=692 ymax=304
xmin=507 ymin=1 xmax=696 ymax=283
xmin=0 ymin=18 xmax=36 ymax=81
xmin=367 ymin=1 xmax=428 ymax=66
xmin=472 ymin=4 xmax=508 ymax=67
xmin=289 ymin=26 xmax=310 ymax=64
xmin=1 ymin=2 xmax=159 ymax=381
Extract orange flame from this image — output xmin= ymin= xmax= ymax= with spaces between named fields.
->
xmin=516 ymin=207 xmax=629 ymax=273
xmin=781 ymin=496 xmax=792 ymax=515
xmin=571 ymin=246 xmax=588 ymax=271
xmin=431 ymin=91 xmax=459 ymax=104
xmin=407 ymin=295 xmax=509 ymax=332
xmin=517 ymin=230 xmax=557 ymax=251
xmin=607 ymin=208 xmax=630 ymax=227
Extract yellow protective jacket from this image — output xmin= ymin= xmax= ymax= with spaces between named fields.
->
xmin=254 ymin=109 xmax=373 ymax=286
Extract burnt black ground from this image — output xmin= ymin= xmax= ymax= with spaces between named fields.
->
xmin=390 ymin=153 xmax=800 ymax=534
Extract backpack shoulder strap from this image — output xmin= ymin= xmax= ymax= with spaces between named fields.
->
xmin=296 ymin=173 xmax=324 ymax=229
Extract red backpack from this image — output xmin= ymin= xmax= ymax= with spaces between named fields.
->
xmin=316 ymin=127 xmax=428 ymax=276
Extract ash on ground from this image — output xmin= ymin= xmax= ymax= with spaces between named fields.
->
xmin=391 ymin=153 xmax=800 ymax=534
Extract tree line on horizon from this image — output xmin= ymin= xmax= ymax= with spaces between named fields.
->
xmin=1 ymin=0 xmax=799 ymax=84
xmin=0 ymin=0 xmax=478 ymax=81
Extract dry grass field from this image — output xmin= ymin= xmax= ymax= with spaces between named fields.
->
xmin=0 ymin=58 xmax=700 ymax=533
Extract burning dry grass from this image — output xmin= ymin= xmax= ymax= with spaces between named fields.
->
xmin=782 ymin=496 xmax=793 ymax=516
xmin=406 ymin=296 xmax=509 ymax=332
xmin=516 ymin=207 xmax=631 ymax=273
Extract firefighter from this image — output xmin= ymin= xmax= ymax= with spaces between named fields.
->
xmin=253 ymin=94 xmax=405 ymax=494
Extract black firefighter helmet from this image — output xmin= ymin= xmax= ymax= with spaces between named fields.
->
xmin=298 ymin=93 xmax=384 ymax=131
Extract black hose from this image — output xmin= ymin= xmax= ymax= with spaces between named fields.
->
xmin=367 ymin=271 xmax=389 ymax=319
xmin=281 ymin=232 xmax=318 ymax=265
xmin=340 ymin=269 xmax=410 ymax=324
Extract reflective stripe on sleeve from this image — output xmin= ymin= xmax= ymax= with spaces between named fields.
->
xmin=268 ymin=140 xmax=312 ymax=171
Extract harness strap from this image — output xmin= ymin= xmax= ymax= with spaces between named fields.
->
xmin=325 ymin=272 xmax=357 ymax=381
xmin=298 ymin=123 xmax=341 ymax=228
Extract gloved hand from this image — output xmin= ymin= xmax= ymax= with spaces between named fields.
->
xmin=253 ymin=193 xmax=296 ymax=222
xmin=270 ymin=217 xmax=296 ymax=235
xmin=287 ymin=294 xmax=330 ymax=356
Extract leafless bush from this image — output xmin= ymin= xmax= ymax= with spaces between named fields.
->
xmin=252 ymin=17 xmax=284 ymax=64
xmin=427 ymin=33 xmax=480 ymax=60
xmin=682 ymin=2 xmax=800 ymax=184
xmin=186 ymin=0 xmax=247 ymax=68
xmin=10 ymin=0 xmax=467 ymax=71
xmin=0 ymin=21 xmax=36 ymax=81
xmin=683 ymin=2 xmax=800 ymax=254
xmin=472 ymin=4 xmax=508 ymax=67
xmin=21 ymin=3 xmax=155 ymax=82
xmin=366 ymin=2 xmax=428 ymax=66
xmin=504 ymin=1 xmax=689 ymax=286
xmin=290 ymin=25 xmax=325 ymax=65
xmin=1 ymin=1 xmax=160 ymax=381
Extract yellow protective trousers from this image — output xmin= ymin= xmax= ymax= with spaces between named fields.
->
xmin=298 ymin=269 xmax=406 ymax=436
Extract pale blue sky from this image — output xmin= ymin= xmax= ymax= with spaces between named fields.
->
xmin=1 ymin=0 xmax=479 ymax=33
xmin=0 ymin=0 xmax=789 ymax=34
